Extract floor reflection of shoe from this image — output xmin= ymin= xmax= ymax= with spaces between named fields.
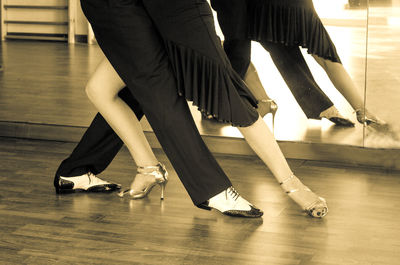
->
xmin=280 ymin=174 xmax=328 ymax=218
xmin=54 ymin=172 xmax=121 ymax=193
xmin=201 ymin=112 xmax=215 ymax=121
xmin=319 ymin=106 xmax=355 ymax=127
xmin=118 ymin=162 xmax=168 ymax=200
xmin=198 ymin=186 xmax=263 ymax=218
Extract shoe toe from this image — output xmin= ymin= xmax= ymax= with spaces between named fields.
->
xmin=308 ymin=203 xmax=328 ymax=218
xmin=223 ymin=205 xmax=263 ymax=218
xmin=87 ymin=183 xmax=121 ymax=192
xmin=329 ymin=117 xmax=355 ymax=127
xmin=54 ymin=176 xmax=75 ymax=193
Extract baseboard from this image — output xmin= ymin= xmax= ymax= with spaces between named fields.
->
xmin=1 ymin=120 xmax=399 ymax=170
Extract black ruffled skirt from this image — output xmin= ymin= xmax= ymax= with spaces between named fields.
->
xmin=247 ymin=0 xmax=342 ymax=63
xmin=143 ymin=0 xmax=259 ymax=127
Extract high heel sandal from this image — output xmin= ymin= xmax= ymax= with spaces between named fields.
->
xmin=258 ymin=99 xmax=278 ymax=130
xmin=118 ymin=162 xmax=168 ymax=200
xmin=244 ymin=63 xmax=278 ymax=130
xmin=280 ymin=174 xmax=328 ymax=218
xmin=356 ymin=109 xmax=387 ymax=127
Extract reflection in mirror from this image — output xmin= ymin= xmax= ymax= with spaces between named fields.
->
xmin=234 ymin=0 xmax=369 ymax=146
xmin=365 ymin=0 xmax=400 ymax=148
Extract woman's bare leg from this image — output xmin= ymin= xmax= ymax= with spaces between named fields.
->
xmin=312 ymin=55 xmax=387 ymax=126
xmin=85 ymin=58 xmax=158 ymax=167
xmin=244 ymin=63 xmax=278 ymax=118
xmin=85 ymin=58 xmax=160 ymax=194
xmin=312 ymin=55 xmax=364 ymax=110
xmin=239 ymin=116 xmax=292 ymax=182
xmin=239 ymin=116 xmax=328 ymax=217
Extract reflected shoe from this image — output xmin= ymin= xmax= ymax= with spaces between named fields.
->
xmin=118 ymin=162 xmax=168 ymax=200
xmin=201 ymin=112 xmax=215 ymax=120
xmin=258 ymin=99 xmax=278 ymax=130
xmin=319 ymin=106 xmax=354 ymax=127
xmin=55 ymin=172 xmax=121 ymax=193
xmin=198 ymin=186 xmax=263 ymax=218
xmin=243 ymin=62 xmax=278 ymax=122
xmin=356 ymin=109 xmax=387 ymax=128
xmin=280 ymin=174 xmax=328 ymax=218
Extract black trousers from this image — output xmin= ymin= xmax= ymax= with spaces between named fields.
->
xmin=223 ymin=39 xmax=333 ymax=119
xmin=56 ymin=0 xmax=233 ymax=205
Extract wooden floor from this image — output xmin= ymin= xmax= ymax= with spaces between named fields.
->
xmin=1 ymin=137 xmax=400 ymax=265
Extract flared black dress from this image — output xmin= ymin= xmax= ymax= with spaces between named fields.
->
xmin=247 ymin=0 xmax=342 ymax=63
xmin=143 ymin=0 xmax=259 ymax=127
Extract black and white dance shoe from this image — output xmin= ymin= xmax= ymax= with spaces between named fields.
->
xmin=319 ymin=106 xmax=355 ymax=127
xmin=54 ymin=172 xmax=121 ymax=193
xmin=198 ymin=187 xmax=263 ymax=218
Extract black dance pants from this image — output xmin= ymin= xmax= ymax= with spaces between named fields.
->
xmin=56 ymin=0 xmax=232 ymax=205
xmin=223 ymin=39 xmax=334 ymax=119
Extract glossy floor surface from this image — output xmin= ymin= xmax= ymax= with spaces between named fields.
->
xmin=0 ymin=138 xmax=399 ymax=265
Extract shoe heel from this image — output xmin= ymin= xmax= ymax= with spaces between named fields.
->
xmin=55 ymin=178 xmax=75 ymax=194
xmin=271 ymin=106 xmax=277 ymax=134
xmin=280 ymin=174 xmax=328 ymax=218
xmin=160 ymin=182 xmax=167 ymax=200
xmin=197 ymin=202 xmax=212 ymax=211
xmin=118 ymin=189 xmax=131 ymax=198
xmin=268 ymin=101 xmax=278 ymax=134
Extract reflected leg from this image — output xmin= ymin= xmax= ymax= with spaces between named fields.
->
xmin=312 ymin=55 xmax=385 ymax=126
xmin=263 ymin=42 xmax=334 ymax=119
xmin=223 ymin=39 xmax=277 ymax=118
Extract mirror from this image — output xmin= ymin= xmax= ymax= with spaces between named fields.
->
xmin=222 ymin=0 xmax=369 ymax=146
xmin=365 ymin=0 xmax=400 ymax=148
xmin=1 ymin=0 xmax=399 ymax=157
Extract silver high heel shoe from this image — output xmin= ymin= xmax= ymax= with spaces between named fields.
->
xmin=258 ymin=99 xmax=278 ymax=131
xmin=118 ymin=162 xmax=168 ymax=200
xmin=280 ymin=174 xmax=328 ymax=218
xmin=244 ymin=62 xmax=278 ymax=131
xmin=356 ymin=109 xmax=387 ymax=127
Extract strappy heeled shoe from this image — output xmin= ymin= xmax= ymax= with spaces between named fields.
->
xmin=257 ymin=99 xmax=278 ymax=130
xmin=118 ymin=162 xmax=168 ymax=200
xmin=356 ymin=109 xmax=387 ymax=127
xmin=280 ymin=174 xmax=328 ymax=218
xmin=244 ymin=63 xmax=278 ymax=130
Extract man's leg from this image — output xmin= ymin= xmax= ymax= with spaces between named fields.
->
xmin=262 ymin=42 xmax=334 ymax=119
xmin=81 ymin=0 xmax=232 ymax=206
xmin=223 ymin=39 xmax=251 ymax=78
xmin=56 ymin=87 xmax=143 ymax=178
